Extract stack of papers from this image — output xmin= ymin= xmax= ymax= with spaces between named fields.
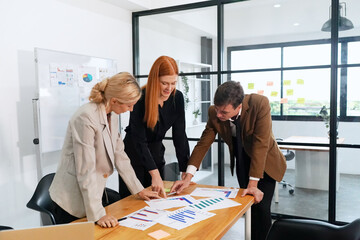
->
xmin=121 ymin=187 xmax=242 ymax=231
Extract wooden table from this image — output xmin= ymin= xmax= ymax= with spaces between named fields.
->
xmin=279 ymin=136 xmax=344 ymax=190
xmin=74 ymin=181 xmax=254 ymax=240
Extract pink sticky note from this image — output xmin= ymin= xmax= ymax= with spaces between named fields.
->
xmin=257 ymin=90 xmax=264 ymax=95
xmin=267 ymin=81 xmax=273 ymax=86
xmin=148 ymin=230 xmax=171 ymax=240
xmin=280 ymin=98 xmax=288 ymax=104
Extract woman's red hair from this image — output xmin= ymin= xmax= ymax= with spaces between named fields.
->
xmin=144 ymin=56 xmax=179 ymax=129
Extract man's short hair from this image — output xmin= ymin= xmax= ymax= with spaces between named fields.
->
xmin=214 ymin=81 xmax=244 ymax=108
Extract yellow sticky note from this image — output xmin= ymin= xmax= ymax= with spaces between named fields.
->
xmin=286 ymin=89 xmax=294 ymax=96
xmin=297 ymin=98 xmax=305 ymax=104
xmin=257 ymin=89 xmax=264 ymax=95
xmin=280 ymin=98 xmax=288 ymax=104
xmin=164 ymin=188 xmax=171 ymax=193
xmin=248 ymin=83 xmax=254 ymax=89
xmin=271 ymin=91 xmax=278 ymax=97
xmin=297 ymin=79 xmax=304 ymax=85
xmin=148 ymin=230 xmax=171 ymax=240
xmin=284 ymin=80 xmax=291 ymax=86
xmin=267 ymin=81 xmax=273 ymax=86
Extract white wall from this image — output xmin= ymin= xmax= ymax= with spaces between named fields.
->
xmin=0 ymin=0 xmax=133 ymax=229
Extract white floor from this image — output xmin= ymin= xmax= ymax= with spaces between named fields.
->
xmin=221 ymin=217 xmax=245 ymax=240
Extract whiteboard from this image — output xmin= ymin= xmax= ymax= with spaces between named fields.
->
xmin=34 ymin=48 xmax=117 ymax=154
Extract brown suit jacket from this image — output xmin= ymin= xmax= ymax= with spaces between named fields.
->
xmin=188 ymin=94 xmax=286 ymax=182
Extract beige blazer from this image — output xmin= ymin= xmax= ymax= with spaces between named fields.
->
xmin=49 ymin=102 xmax=144 ymax=222
xmin=188 ymin=94 xmax=286 ymax=182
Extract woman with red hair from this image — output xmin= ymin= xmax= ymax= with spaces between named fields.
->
xmin=119 ymin=56 xmax=190 ymax=198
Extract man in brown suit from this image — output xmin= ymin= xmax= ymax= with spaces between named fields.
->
xmin=171 ymin=81 xmax=286 ymax=240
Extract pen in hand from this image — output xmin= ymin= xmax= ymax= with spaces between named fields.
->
xmin=167 ymin=192 xmax=177 ymax=196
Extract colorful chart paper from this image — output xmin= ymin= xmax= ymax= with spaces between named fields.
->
xmin=155 ymin=207 xmax=215 ymax=230
xmin=119 ymin=207 xmax=168 ymax=231
xmin=190 ymin=187 xmax=239 ymax=198
xmin=145 ymin=195 xmax=196 ymax=210
xmin=189 ymin=197 xmax=241 ymax=211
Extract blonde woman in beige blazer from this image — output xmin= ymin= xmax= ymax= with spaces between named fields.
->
xmin=49 ymin=72 xmax=160 ymax=228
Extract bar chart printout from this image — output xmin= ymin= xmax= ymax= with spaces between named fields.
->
xmin=190 ymin=187 xmax=239 ymax=198
xmin=189 ymin=197 xmax=241 ymax=211
xmin=119 ymin=207 xmax=168 ymax=230
xmin=145 ymin=195 xmax=196 ymax=210
xmin=156 ymin=207 xmax=216 ymax=230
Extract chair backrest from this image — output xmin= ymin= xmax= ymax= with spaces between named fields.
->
xmin=266 ymin=218 xmax=360 ymax=240
xmin=0 ymin=225 xmax=13 ymax=231
xmin=26 ymin=173 xmax=56 ymax=225
xmin=276 ymin=138 xmax=295 ymax=161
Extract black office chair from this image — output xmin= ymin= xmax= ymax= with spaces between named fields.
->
xmin=0 ymin=225 xmax=13 ymax=231
xmin=266 ymin=218 xmax=360 ymax=240
xmin=26 ymin=173 xmax=57 ymax=225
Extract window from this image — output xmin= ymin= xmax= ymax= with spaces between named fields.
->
xmin=229 ymin=38 xmax=360 ymax=119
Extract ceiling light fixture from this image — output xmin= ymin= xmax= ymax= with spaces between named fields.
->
xmin=321 ymin=2 xmax=354 ymax=32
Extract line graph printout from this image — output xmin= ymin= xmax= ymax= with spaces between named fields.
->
xmin=190 ymin=187 xmax=239 ymax=198
xmin=119 ymin=207 xmax=168 ymax=231
xmin=189 ymin=197 xmax=241 ymax=211
xmin=155 ymin=207 xmax=216 ymax=230
xmin=145 ymin=195 xmax=197 ymax=210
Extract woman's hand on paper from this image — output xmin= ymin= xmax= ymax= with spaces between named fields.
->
xmin=96 ymin=214 xmax=119 ymax=228
xmin=138 ymin=188 xmax=161 ymax=201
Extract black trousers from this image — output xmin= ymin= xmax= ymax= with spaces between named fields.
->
xmin=248 ymin=172 xmax=275 ymax=240
xmin=234 ymin=138 xmax=275 ymax=240
xmin=118 ymin=162 xmax=165 ymax=199
xmin=51 ymin=188 xmax=121 ymax=224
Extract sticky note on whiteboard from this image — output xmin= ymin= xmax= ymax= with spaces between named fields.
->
xmin=297 ymin=79 xmax=304 ymax=85
xmin=286 ymin=89 xmax=294 ymax=96
xmin=271 ymin=91 xmax=278 ymax=97
xmin=280 ymin=98 xmax=288 ymax=104
xmin=284 ymin=80 xmax=291 ymax=86
xmin=248 ymin=83 xmax=254 ymax=89
xmin=297 ymin=98 xmax=305 ymax=104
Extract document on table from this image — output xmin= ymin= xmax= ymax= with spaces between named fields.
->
xmin=190 ymin=187 xmax=239 ymax=198
xmin=119 ymin=207 xmax=168 ymax=231
xmin=145 ymin=195 xmax=197 ymax=210
xmin=155 ymin=207 xmax=216 ymax=230
xmin=189 ymin=197 xmax=241 ymax=211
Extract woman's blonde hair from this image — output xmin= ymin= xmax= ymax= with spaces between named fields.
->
xmin=89 ymin=72 xmax=141 ymax=104
xmin=144 ymin=56 xmax=178 ymax=129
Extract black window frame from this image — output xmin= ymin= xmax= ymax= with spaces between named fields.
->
xmin=227 ymin=37 xmax=360 ymax=122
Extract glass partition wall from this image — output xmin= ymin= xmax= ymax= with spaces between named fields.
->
xmin=133 ymin=0 xmax=360 ymax=224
